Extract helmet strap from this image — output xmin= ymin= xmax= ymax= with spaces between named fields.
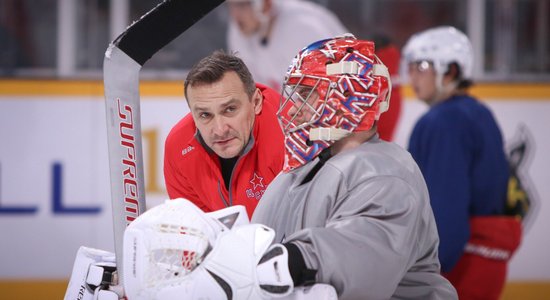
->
xmin=372 ymin=60 xmax=391 ymax=117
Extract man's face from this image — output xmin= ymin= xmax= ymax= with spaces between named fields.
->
xmin=408 ymin=61 xmax=438 ymax=105
xmin=285 ymin=86 xmax=321 ymax=130
xmin=187 ymin=71 xmax=262 ymax=158
xmin=228 ymin=0 xmax=261 ymax=36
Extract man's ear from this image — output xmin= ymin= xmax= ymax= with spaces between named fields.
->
xmin=443 ymin=63 xmax=460 ymax=85
xmin=253 ymin=88 xmax=263 ymax=114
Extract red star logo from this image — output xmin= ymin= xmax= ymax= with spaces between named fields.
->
xmin=250 ymin=172 xmax=265 ymax=190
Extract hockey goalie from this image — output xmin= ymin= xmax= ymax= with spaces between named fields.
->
xmin=64 ymin=198 xmax=337 ymax=300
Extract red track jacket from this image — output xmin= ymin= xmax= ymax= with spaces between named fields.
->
xmin=164 ymin=84 xmax=285 ymax=217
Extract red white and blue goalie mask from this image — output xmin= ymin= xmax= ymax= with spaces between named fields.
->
xmin=278 ymin=36 xmax=391 ymax=172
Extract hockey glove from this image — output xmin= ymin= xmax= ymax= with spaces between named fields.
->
xmin=194 ymin=223 xmax=294 ymax=299
xmin=122 ymin=198 xmax=293 ymax=299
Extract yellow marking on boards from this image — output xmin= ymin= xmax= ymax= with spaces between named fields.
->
xmin=143 ymin=128 xmax=164 ymax=193
xmin=1 ymin=80 xmax=550 ymax=99
xmin=0 ymin=80 xmax=183 ymax=97
xmin=0 ymin=280 xmax=548 ymax=300
xmin=401 ymin=83 xmax=550 ymax=100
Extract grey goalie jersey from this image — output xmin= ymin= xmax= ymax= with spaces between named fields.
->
xmin=252 ymin=136 xmax=457 ymax=300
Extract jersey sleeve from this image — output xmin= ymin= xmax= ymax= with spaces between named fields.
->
xmin=286 ymin=173 xmax=436 ymax=299
xmin=163 ymin=131 xmax=209 ymax=212
xmin=408 ymin=114 xmax=472 ymax=272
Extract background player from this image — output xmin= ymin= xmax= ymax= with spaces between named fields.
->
xmin=402 ymin=26 xmax=522 ymax=300
xmin=226 ymin=0 xmax=347 ymax=91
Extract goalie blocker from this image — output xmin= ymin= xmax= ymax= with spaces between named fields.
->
xmin=65 ymin=199 xmax=337 ymax=300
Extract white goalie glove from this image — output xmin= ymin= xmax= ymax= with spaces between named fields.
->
xmin=123 ymin=198 xmax=294 ymax=300
xmin=66 ymin=198 xmax=337 ymax=300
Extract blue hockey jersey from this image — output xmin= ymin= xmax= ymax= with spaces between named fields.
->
xmin=408 ymin=94 xmax=509 ymax=272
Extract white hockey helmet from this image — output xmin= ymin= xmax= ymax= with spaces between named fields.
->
xmin=402 ymin=26 xmax=474 ymax=80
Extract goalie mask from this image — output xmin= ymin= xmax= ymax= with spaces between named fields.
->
xmin=278 ymin=35 xmax=391 ymax=172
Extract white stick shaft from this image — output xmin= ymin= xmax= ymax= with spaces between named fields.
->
xmin=102 ymin=0 xmax=226 ymax=287
xmin=104 ymin=45 xmax=146 ymax=283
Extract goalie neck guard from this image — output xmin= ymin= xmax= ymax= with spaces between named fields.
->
xmin=278 ymin=35 xmax=391 ymax=172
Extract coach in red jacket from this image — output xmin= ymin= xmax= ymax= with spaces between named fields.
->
xmin=164 ymin=50 xmax=285 ymax=217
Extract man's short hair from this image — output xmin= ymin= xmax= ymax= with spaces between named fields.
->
xmin=184 ymin=50 xmax=256 ymax=101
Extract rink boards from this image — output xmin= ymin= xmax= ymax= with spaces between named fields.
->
xmin=0 ymin=80 xmax=549 ymax=299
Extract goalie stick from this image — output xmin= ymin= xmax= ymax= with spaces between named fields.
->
xmin=103 ymin=0 xmax=224 ymax=285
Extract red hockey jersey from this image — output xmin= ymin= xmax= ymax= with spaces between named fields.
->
xmin=164 ymin=84 xmax=284 ymax=217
